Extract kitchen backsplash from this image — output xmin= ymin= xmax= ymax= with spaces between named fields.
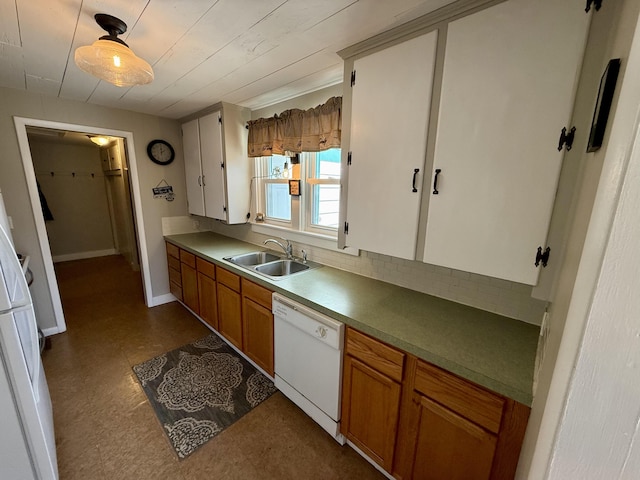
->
xmin=163 ymin=216 xmax=547 ymax=325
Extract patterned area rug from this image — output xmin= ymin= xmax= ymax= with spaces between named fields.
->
xmin=133 ymin=332 xmax=277 ymax=459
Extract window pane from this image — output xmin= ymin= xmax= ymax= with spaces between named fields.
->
xmin=269 ymin=155 xmax=289 ymax=178
xmin=315 ymin=149 xmax=341 ymax=179
xmin=312 ymin=184 xmax=340 ymax=228
xmin=266 ymin=183 xmax=291 ymax=221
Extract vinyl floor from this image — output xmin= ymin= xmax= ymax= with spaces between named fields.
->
xmin=42 ymin=254 xmax=384 ymax=480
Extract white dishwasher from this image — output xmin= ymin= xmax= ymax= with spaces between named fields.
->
xmin=272 ymin=293 xmax=345 ymax=444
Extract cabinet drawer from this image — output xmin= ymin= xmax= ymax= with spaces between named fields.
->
xmin=166 ymin=242 xmax=180 ymax=259
xmin=345 ymin=328 xmax=405 ymax=383
xmin=196 ymin=257 xmax=216 ymax=279
xmin=168 ymin=266 xmax=182 ymax=286
xmin=167 ymin=255 xmax=181 ymax=272
xmin=180 ymin=250 xmax=196 ymax=268
xmin=241 ymin=278 xmax=272 ymax=309
xmin=169 ymin=281 xmax=182 ymax=301
xmin=414 ymin=360 xmax=505 ymax=434
xmin=217 ymin=267 xmax=240 ymax=292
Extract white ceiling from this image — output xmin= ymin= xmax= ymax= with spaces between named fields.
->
xmin=0 ymin=0 xmax=456 ymax=120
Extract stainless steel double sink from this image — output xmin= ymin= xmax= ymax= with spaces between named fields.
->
xmin=223 ymin=251 xmax=321 ymax=280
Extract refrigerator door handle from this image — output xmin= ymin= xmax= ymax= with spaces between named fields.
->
xmin=0 ymin=225 xmax=40 ymax=397
xmin=0 ymin=225 xmax=30 ymax=311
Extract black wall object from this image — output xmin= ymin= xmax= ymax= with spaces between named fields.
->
xmin=587 ymin=58 xmax=620 ymax=153
xmin=288 ymin=179 xmax=301 ymax=196
xmin=585 ymin=0 xmax=602 ymax=13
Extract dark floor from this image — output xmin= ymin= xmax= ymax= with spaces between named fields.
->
xmin=42 ymin=255 xmax=384 ymax=480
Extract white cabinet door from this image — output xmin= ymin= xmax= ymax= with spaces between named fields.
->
xmin=199 ymin=111 xmax=226 ymax=221
xmin=423 ymin=0 xmax=589 ymax=285
xmin=182 ymin=119 xmax=205 ymax=216
xmin=346 ymin=31 xmax=438 ymax=260
xmin=221 ymin=104 xmax=251 ymax=224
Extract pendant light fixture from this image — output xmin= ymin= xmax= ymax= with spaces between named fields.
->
xmin=74 ymin=14 xmax=154 ymax=87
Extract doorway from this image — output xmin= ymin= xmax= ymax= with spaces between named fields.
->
xmin=13 ymin=117 xmax=153 ymax=334
xmin=27 ymin=129 xmax=140 ymax=270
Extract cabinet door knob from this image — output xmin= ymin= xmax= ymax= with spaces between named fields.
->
xmin=198 ymin=175 xmax=202 ymax=187
xmin=433 ymin=168 xmax=442 ymax=195
xmin=412 ymin=168 xmax=420 ymax=193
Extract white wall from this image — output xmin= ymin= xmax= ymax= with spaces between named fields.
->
xmin=518 ymin=0 xmax=640 ymax=477
xmin=546 ymin=12 xmax=640 ymax=474
xmin=28 ymin=137 xmax=115 ymax=259
xmin=0 ymin=87 xmax=187 ymax=330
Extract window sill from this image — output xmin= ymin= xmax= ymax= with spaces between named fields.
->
xmin=250 ymin=222 xmax=359 ymax=256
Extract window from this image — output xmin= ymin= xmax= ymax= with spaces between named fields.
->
xmin=254 ymin=148 xmax=341 ymax=236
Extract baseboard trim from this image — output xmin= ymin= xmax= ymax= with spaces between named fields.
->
xmin=346 ymin=440 xmax=395 ymax=480
xmin=150 ymin=293 xmax=177 ymax=307
xmin=41 ymin=326 xmax=63 ymax=337
xmin=52 ymin=249 xmax=118 ymax=263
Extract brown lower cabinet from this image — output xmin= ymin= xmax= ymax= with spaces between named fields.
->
xmin=180 ymin=250 xmax=199 ymax=314
xmin=341 ymin=328 xmax=405 ymax=472
xmin=165 ymin=243 xmax=275 ymax=376
xmin=197 ymin=257 xmax=218 ymax=330
xmin=341 ymin=327 xmax=530 ymax=480
xmin=241 ymin=278 xmax=274 ymax=376
xmin=166 ymin=243 xmax=182 ymax=301
xmin=216 ymin=267 xmax=243 ymax=349
xmin=165 ymin=242 xmax=529 ymax=478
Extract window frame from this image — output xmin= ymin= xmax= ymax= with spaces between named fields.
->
xmin=253 ymin=149 xmax=341 ymax=238
xmin=303 ymin=151 xmax=341 ymax=235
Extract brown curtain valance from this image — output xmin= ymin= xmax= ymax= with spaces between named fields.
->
xmin=247 ymin=96 xmax=342 ymax=157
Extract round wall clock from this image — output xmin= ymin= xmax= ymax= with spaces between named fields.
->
xmin=147 ymin=139 xmax=175 ymax=165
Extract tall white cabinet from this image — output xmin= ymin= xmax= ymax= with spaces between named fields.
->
xmin=182 ymin=102 xmax=251 ymax=224
xmin=344 ymin=31 xmax=438 ymax=260
xmin=340 ymin=0 xmax=590 ymax=285
xmin=422 ymin=0 xmax=590 ymax=285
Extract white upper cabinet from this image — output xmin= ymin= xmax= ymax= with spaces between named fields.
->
xmin=199 ymin=111 xmax=226 ymax=221
xmin=181 ymin=103 xmax=251 ymax=224
xmin=344 ymin=31 xmax=438 ymax=260
xmin=182 ymin=118 xmax=205 ymax=217
xmin=422 ymin=0 xmax=590 ymax=285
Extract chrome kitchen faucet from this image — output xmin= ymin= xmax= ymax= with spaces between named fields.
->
xmin=264 ymin=237 xmax=293 ymax=259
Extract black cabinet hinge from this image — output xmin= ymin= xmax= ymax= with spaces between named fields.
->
xmin=344 ymin=222 xmax=349 ymax=235
xmin=535 ymin=246 xmax=551 ymax=268
xmin=218 ymin=116 xmax=222 ymax=124
xmin=221 ymin=162 xmax=225 ymax=169
xmin=347 ymin=151 xmax=352 ymax=166
xmin=350 ymin=70 xmax=356 ymax=87
xmin=558 ymin=126 xmax=576 ymax=151
xmin=585 ymin=0 xmax=602 ymax=12
xmin=223 ymin=206 xmax=227 ymax=212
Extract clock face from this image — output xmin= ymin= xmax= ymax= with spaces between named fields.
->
xmin=147 ymin=140 xmax=175 ymax=165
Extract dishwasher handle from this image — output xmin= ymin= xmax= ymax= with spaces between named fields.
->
xmin=273 ymin=296 xmax=300 ymax=312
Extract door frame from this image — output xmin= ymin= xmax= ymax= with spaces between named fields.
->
xmin=13 ymin=117 xmax=153 ymax=334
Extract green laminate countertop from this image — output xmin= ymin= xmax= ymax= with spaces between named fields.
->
xmin=165 ymin=231 xmax=539 ymax=406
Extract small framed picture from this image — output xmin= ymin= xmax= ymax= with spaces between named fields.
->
xmin=587 ymin=58 xmax=621 ymax=152
xmin=288 ymin=179 xmax=301 ymax=196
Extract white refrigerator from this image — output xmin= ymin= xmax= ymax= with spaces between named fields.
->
xmin=0 ymin=192 xmax=58 ymax=479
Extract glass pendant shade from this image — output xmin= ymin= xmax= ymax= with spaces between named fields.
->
xmin=75 ymin=39 xmax=154 ymax=87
